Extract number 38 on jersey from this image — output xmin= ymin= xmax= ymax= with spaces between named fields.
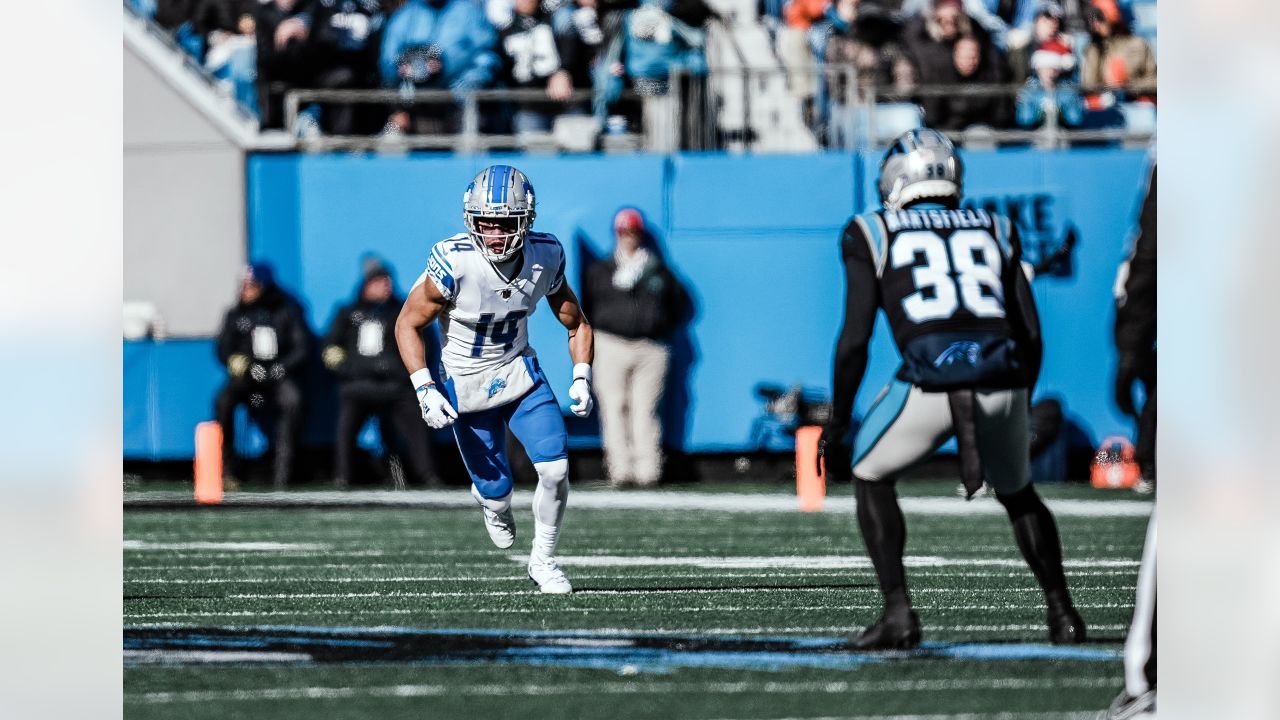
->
xmin=892 ymin=228 xmax=1005 ymax=323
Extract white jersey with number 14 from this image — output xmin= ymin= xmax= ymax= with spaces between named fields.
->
xmin=412 ymin=231 xmax=567 ymax=376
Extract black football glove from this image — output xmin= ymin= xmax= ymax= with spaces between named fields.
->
xmin=817 ymin=422 xmax=852 ymax=480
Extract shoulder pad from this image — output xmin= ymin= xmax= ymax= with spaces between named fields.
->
xmin=850 ymin=211 xmax=890 ymax=275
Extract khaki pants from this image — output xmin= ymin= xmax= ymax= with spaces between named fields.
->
xmin=594 ymin=331 xmax=670 ymax=486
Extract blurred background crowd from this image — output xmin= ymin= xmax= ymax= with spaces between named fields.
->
xmin=126 ymin=0 xmax=1155 ymax=147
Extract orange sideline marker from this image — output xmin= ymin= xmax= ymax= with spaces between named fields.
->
xmin=194 ymin=421 xmax=224 ymax=505
xmin=795 ymin=425 xmax=825 ymax=512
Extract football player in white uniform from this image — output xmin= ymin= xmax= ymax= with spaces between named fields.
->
xmin=395 ymin=165 xmax=594 ymax=594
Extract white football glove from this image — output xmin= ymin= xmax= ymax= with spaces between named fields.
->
xmin=411 ymin=369 xmax=457 ymax=429
xmin=568 ymin=363 xmax=594 ymax=418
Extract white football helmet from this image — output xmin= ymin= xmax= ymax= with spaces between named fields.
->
xmin=878 ymin=128 xmax=964 ymax=210
xmin=463 ymin=165 xmax=536 ymax=262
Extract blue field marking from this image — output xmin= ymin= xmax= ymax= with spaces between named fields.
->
xmin=123 ymin=626 xmax=1121 ymax=671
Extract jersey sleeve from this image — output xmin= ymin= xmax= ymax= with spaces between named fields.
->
xmin=425 ymin=238 xmax=465 ymax=301
xmin=545 ymin=235 xmax=567 ymax=294
xmin=830 ymin=217 xmax=882 ymax=426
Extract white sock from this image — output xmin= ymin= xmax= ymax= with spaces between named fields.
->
xmin=471 ymin=484 xmax=512 ymax=514
xmin=531 ymin=459 xmax=568 ymax=559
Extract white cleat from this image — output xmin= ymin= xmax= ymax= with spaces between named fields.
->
xmin=472 ymin=488 xmax=516 ymax=549
xmin=527 ymin=555 xmax=573 ymax=594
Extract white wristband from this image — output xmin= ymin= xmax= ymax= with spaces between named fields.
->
xmin=572 ymin=363 xmax=592 ymax=384
xmin=410 ymin=368 xmax=434 ymax=390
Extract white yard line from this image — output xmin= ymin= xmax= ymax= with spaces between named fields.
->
xmin=123 ymin=650 xmax=311 ymax=664
xmin=214 ymin=585 xmax=1133 ymax=601
xmin=123 ymin=541 xmax=331 ymax=552
xmin=128 ymin=677 xmax=1117 ymax=704
xmin=509 ymin=554 xmax=1140 ymax=570
xmin=123 ymin=571 xmax=1136 ymax=585
xmin=125 ymin=489 xmax=1152 ymax=517
xmin=122 ymin=622 xmax=1130 ymax=635
xmin=123 ymin=601 xmax=1131 ymax=620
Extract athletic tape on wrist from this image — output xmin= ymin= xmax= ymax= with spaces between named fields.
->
xmin=572 ymin=363 xmax=592 ymax=384
xmin=410 ymin=368 xmax=434 ymax=391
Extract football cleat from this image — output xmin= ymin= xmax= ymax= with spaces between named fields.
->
xmin=472 ymin=486 xmax=516 ymax=549
xmin=1047 ymin=603 xmax=1087 ymax=644
xmin=527 ymin=555 xmax=573 ymax=594
xmin=851 ymin=610 xmax=921 ymax=650
xmin=1098 ymin=689 xmax=1155 ymax=719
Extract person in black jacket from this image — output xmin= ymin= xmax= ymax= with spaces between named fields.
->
xmin=1102 ymin=164 xmax=1156 ymax=720
xmin=214 ymin=263 xmax=310 ymax=489
xmin=580 ymin=207 xmax=691 ymax=487
xmin=323 ymin=260 xmax=441 ymax=489
xmin=255 ymin=0 xmax=316 ymax=129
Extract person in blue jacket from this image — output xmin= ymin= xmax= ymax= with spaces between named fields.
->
xmin=380 ymin=0 xmax=501 ymax=133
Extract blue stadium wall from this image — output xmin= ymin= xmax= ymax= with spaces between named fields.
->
xmin=124 ymin=148 xmax=1152 ymax=459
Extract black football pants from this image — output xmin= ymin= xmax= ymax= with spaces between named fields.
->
xmin=335 ymin=380 xmax=438 ymax=487
xmin=214 ymin=377 xmax=302 ymax=488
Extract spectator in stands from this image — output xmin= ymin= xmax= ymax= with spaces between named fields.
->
xmin=1015 ymin=36 xmax=1083 ymax=129
xmin=215 ymin=263 xmax=310 ymax=490
xmin=820 ymin=1 xmax=907 ymax=147
xmin=1080 ymin=0 xmax=1155 ymax=97
xmin=901 ymin=0 xmax=1042 ymax=50
xmin=498 ymin=0 xmax=582 ymax=134
xmin=323 ymin=259 xmax=441 ymax=489
xmin=1007 ymin=1 xmax=1069 ymax=84
xmin=922 ymin=34 xmax=1010 ymax=129
xmin=198 ymin=0 xmax=261 ymax=116
xmin=581 ymin=208 xmax=691 ymax=488
xmin=255 ymin=0 xmax=317 ymax=130
xmin=901 ymin=0 xmax=1001 ymax=90
xmin=307 ymin=0 xmax=387 ymax=135
xmin=778 ymin=0 xmax=827 ymax=113
xmin=379 ymin=0 xmax=501 ymax=135
xmin=593 ymin=0 xmax=712 ymax=148
xmin=553 ymin=0 xmax=607 ymax=95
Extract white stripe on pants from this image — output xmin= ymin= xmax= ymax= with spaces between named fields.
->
xmin=594 ymin=331 xmax=670 ymax=485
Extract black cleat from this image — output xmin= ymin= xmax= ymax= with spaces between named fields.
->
xmin=851 ymin=610 xmax=922 ymax=650
xmin=1047 ymin=603 xmax=1087 ymax=644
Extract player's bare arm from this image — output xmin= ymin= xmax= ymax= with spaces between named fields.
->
xmin=546 ymin=282 xmax=594 ymax=366
xmin=395 ymin=277 xmax=449 ymax=375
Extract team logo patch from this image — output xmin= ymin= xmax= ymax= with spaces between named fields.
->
xmin=487 ymin=378 xmax=507 ymax=398
xmin=933 ymin=341 xmax=981 ymax=368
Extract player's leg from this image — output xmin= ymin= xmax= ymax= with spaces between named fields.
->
xmin=628 ymin=339 xmax=670 ymax=486
xmin=451 ymin=406 xmax=518 ymax=549
xmin=850 ymin=381 xmax=954 ymax=649
xmin=506 ymin=378 xmax=573 ymax=593
xmin=593 ymin=331 xmax=635 ymax=486
xmin=1117 ymin=513 xmax=1156 ymax=706
xmin=978 ymin=388 xmax=1085 ymax=644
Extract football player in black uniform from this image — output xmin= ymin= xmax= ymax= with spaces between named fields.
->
xmin=820 ymin=129 xmax=1085 ymax=650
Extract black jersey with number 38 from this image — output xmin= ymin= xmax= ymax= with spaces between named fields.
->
xmin=842 ymin=203 xmax=1040 ymax=391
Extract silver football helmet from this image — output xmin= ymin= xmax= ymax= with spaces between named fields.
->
xmin=878 ymin=129 xmax=964 ymax=210
xmin=463 ymin=165 xmax=536 ymax=262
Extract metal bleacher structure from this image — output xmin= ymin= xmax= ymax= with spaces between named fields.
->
xmin=125 ymin=2 xmax=1154 ymax=155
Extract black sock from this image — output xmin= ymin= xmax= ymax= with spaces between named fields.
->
xmin=854 ymin=477 xmax=910 ymax=614
xmin=996 ymin=484 xmax=1071 ymax=606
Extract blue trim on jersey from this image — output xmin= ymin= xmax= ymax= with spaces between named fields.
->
xmin=992 ymin=216 xmax=1013 ymax=258
xmin=451 ymin=373 xmax=567 ymax=500
xmin=851 ymin=379 xmax=912 ymax=468
xmin=428 ymin=243 xmax=458 ymax=297
xmin=858 ymin=211 xmax=887 ymax=261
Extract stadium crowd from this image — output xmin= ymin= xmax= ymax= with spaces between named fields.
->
xmin=129 ymin=0 xmax=1154 ymax=142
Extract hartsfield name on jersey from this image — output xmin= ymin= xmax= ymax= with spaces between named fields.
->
xmin=883 ymin=207 xmax=993 ymax=233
